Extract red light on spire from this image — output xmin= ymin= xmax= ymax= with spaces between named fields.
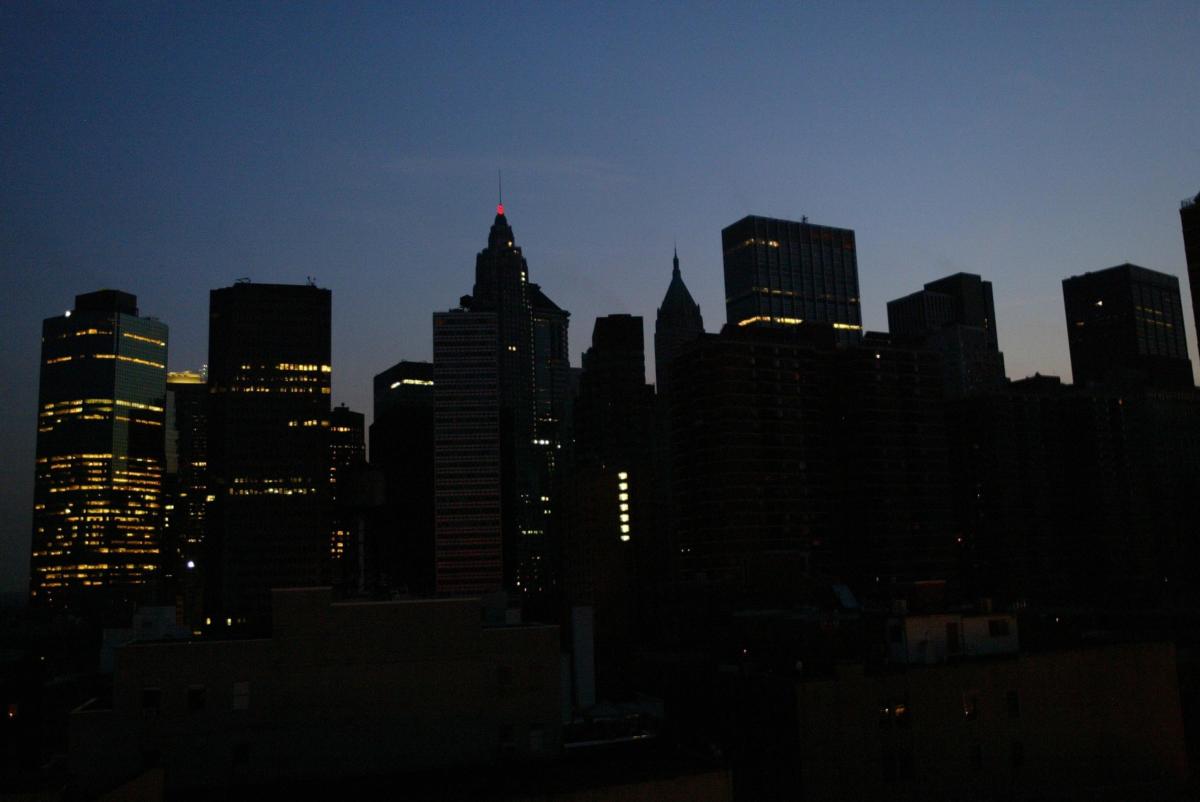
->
xmin=497 ymin=203 xmax=505 ymax=215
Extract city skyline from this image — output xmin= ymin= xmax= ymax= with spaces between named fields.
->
xmin=3 ymin=3 xmax=1198 ymax=596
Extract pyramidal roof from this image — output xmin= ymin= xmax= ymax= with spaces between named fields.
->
xmin=658 ymin=248 xmax=700 ymax=316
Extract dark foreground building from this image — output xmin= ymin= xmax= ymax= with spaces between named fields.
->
xmin=1062 ymin=263 xmax=1193 ymax=390
xmin=205 ymin=282 xmax=332 ymax=630
xmin=71 ymin=588 xmax=561 ymax=797
xmin=30 ymin=290 xmax=168 ymax=622
xmin=668 ymin=323 xmax=951 ymax=601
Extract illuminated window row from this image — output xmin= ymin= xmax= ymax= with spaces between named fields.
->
xmin=121 ymin=332 xmax=166 ymax=346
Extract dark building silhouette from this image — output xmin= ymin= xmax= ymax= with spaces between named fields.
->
xmin=205 ymin=281 xmax=332 ymax=630
xmin=434 ymin=206 xmax=568 ymax=603
xmin=1183 ymin=192 xmax=1200 ymax=351
xmin=568 ymin=315 xmax=656 ymax=685
xmin=29 ymin=290 xmax=168 ymax=621
xmin=947 ymin=374 xmax=1200 ymax=606
xmin=433 ymin=308 xmax=501 ymax=595
xmin=668 ymin=324 xmax=951 ymax=601
xmin=654 ymin=248 xmax=705 ymax=398
xmin=1062 ymin=263 xmax=1193 ymax=390
xmin=528 ymin=284 xmax=571 ymax=600
xmin=887 ymin=272 xmax=1006 ymax=397
xmin=721 ymin=216 xmax=862 ymax=339
xmin=370 ymin=360 xmax=434 ymax=595
xmin=329 ymin=403 xmax=366 ymax=565
xmin=164 ymin=369 xmax=207 ymax=622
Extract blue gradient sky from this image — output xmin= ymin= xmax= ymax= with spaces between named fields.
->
xmin=2 ymin=2 xmax=1198 ymax=595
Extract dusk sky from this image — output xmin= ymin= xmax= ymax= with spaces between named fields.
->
xmin=2 ymin=2 xmax=1197 ymax=595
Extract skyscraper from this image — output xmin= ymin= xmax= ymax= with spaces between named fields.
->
xmin=30 ymin=290 xmax=168 ymax=621
xmin=568 ymin=315 xmax=656 ymax=682
xmin=433 ymin=204 xmax=569 ymax=602
xmin=887 ymin=272 xmax=1006 ymax=397
xmin=721 ymin=215 xmax=862 ymax=338
xmin=329 ymin=403 xmax=366 ymax=564
xmin=1062 ymin=263 xmax=1193 ymax=390
xmin=433 ymin=309 xmax=502 ymax=595
xmin=205 ymin=281 xmax=332 ymax=629
xmin=371 ymin=360 xmax=435 ymax=595
xmin=163 ymin=369 xmax=207 ymax=620
xmin=653 ymin=248 xmax=704 ymax=398
xmin=1181 ymin=192 xmax=1200 ymax=351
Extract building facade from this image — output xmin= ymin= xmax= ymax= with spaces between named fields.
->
xmin=668 ymin=324 xmax=952 ymax=600
xmin=433 ymin=309 xmax=503 ymax=596
xmin=30 ymin=290 xmax=168 ymax=621
xmin=1062 ymin=263 xmax=1193 ymax=390
xmin=887 ymin=272 xmax=1006 ymax=397
xmin=164 ymin=369 xmax=207 ymax=622
xmin=1182 ymin=192 xmax=1200 ymax=354
xmin=71 ymin=588 xmax=561 ymax=797
xmin=434 ymin=207 xmax=569 ymax=603
xmin=205 ymin=281 xmax=332 ymax=630
xmin=654 ymin=249 xmax=705 ymax=399
xmin=721 ymin=216 xmax=862 ymax=338
xmin=370 ymin=360 xmax=435 ymax=596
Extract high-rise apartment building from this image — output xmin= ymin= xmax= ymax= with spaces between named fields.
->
xmin=653 ymin=249 xmax=704 ymax=398
xmin=30 ymin=290 xmax=168 ymax=620
xmin=1181 ymin=192 xmax=1200 ymax=351
xmin=433 ymin=206 xmax=569 ymax=602
xmin=1062 ymin=263 xmax=1193 ymax=390
xmin=668 ymin=324 xmax=952 ymax=599
xmin=205 ymin=281 xmax=332 ymax=629
xmin=888 ymin=272 xmax=1006 ymax=397
xmin=721 ymin=215 xmax=862 ymax=338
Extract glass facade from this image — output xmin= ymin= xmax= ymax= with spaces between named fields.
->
xmin=721 ymin=216 xmax=863 ymax=339
xmin=30 ymin=290 xmax=168 ymax=619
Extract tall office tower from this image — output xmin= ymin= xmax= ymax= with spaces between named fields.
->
xmin=433 ymin=309 xmax=502 ymax=595
xmin=887 ymin=272 xmax=1006 ymax=397
xmin=329 ymin=404 xmax=366 ymax=564
xmin=721 ymin=215 xmax=862 ymax=339
xmin=434 ymin=205 xmax=569 ymax=601
xmin=206 ymin=282 xmax=332 ymax=629
xmin=371 ymin=361 xmax=434 ymax=595
xmin=576 ymin=315 xmax=655 ymax=465
xmin=653 ymin=248 xmax=705 ymax=398
xmin=1182 ymin=192 xmax=1200 ymax=350
xmin=1062 ymin=263 xmax=1193 ymax=390
xmin=669 ymin=324 xmax=952 ymax=602
xmin=163 ymin=370 xmax=207 ymax=617
xmin=528 ymin=285 xmax=571 ymax=599
xmin=30 ymin=290 xmax=168 ymax=621
xmin=569 ymin=315 xmax=656 ymax=681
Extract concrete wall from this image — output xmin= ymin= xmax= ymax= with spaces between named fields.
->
xmin=71 ymin=589 xmax=561 ymax=796
xmin=797 ymin=642 xmax=1188 ymax=800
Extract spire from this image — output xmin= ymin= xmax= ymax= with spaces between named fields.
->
xmin=659 ymin=247 xmax=701 ymax=319
xmin=497 ymin=170 xmax=504 ymax=216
